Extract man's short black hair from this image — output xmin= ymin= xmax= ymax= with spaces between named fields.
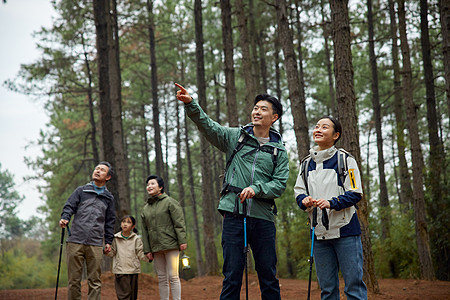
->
xmin=98 ymin=161 xmax=114 ymax=178
xmin=146 ymin=174 xmax=165 ymax=193
xmin=254 ymin=94 xmax=283 ymax=120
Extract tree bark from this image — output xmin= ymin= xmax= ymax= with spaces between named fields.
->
xmin=398 ymin=0 xmax=435 ymax=280
xmin=81 ymin=33 xmax=100 ymax=165
xmin=275 ymin=0 xmax=309 ymax=159
xmin=420 ymin=0 xmax=447 ymax=280
xmin=320 ymin=0 xmax=336 ymax=116
xmin=329 ymin=0 xmax=379 ymax=292
xmin=439 ymin=0 xmax=450 ymax=120
xmin=388 ymin=0 xmax=413 ymax=210
xmin=236 ymin=0 xmax=256 ymax=120
xmin=194 ymin=0 xmax=219 ymax=275
xmin=249 ymin=0 xmax=262 ymax=93
xmin=147 ymin=0 xmax=164 ymax=176
xmin=367 ymin=0 xmax=390 ymax=240
xmin=184 ymin=115 xmax=204 ymax=276
xmin=93 ymin=0 xmax=130 ymax=227
xmin=220 ymin=0 xmax=239 ymax=126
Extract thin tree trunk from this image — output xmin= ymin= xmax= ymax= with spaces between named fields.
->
xmin=249 ymin=0 xmax=262 ymax=93
xmin=398 ymin=0 xmax=435 ymax=280
xmin=274 ymin=30 xmax=283 ymax=135
xmin=163 ymin=94 xmax=169 ymax=194
xmin=194 ymin=0 xmax=219 ymax=275
xmin=388 ymin=0 xmax=412 ymax=211
xmin=320 ymin=0 xmax=336 ymax=116
xmin=110 ymin=0 xmax=130 ymax=220
xmin=147 ymin=0 xmax=164 ymax=176
xmin=81 ymin=33 xmax=100 ymax=165
xmin=275 ymin=0 xmax=309 ymax=159
xmin=258 ymin=30 xmax=268 ymax=93
xmin=236 ymin=0 xmax=256 ymax=120
xmin=329 ymin=0 xmax=379 ymax=292
xmin=220 ymin=0 xmax=239 ymax=126
xmin=184 ymin=115 xmax=204 ymax=276
xmin=176 ymin=101 xmax=186 ymax=218
xmin=439 ymin=0 xmax=450 ymax=121
xmin=367 ymin=0 xmax=390 ymax=240
xmin=420 ymin=0 xmax=447 ymax=280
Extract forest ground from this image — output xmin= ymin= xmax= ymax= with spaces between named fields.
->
xmin=1 ymin=272 xmax=450 ymax=299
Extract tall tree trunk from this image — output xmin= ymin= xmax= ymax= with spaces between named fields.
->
xmin=329 ymin=0 xmax=379 ymax=292
xmin=388 ymin=0 xmax=413 ymax=210
xmin=367 ymin=0 xmax=390 ymax=240
xmin=178 ymin=27 xmax=204 ymax=275
xmin=439 ymin=0 xmax=450 ymax=120
xmin=275 ymin=0 xmax=309 ymax=159
xmin=398 ymin=0 xmax=435 ymax=280
xmin=93 ymin=0 xmax=130 ymax=226
xmin=420 ymin=0 xmax=446 ymax=280
xmin=295 ymin=0 xmax=307 ymax=115
xmin=320 ymin=0 xmax=336 ymax=116
xmin=184 ymin=116 xmax=204 ymax=276
xmin=163 ymin=95 xmax=170 ymax=194
xmin=258 ymin=29 xmax=269 ymax=93
xmin=194 ymin=0 xmax=219 ymax=275
xmin=274 ymin=31 xmax=283 ymax=135
xmin=81 ymin=33 xmax=100 ymax=165
xmin=147 ymin=0 xmax=164 ymax=176
xmin=213 ymin=74 xmax=225 ymax=233
xmin=176 ymin=101 xmax=186 ymax=218
xmin=236 ymin=0 xmax=256 ymax=120
xmin=249 ymin=0 xmax=262 ymax=93
xmin=110 ymin=0 xmax=130 ymax=220
xmin=220 ymin=0 xmax=239 ymax=126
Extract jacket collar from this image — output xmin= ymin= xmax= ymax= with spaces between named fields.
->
xmin=241 ymin=123 xmax=283 ymax=144
xmin=83 ymin=183 xmax=113 ymax=200
xmin=147 ymin=192 xmax=168 ymax=204
xmin=310 ymin=145 xmax=337 ymax=163
xmin=114 ymin=231 xmax=137 ymax=239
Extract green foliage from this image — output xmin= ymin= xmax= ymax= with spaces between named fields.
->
xmin=0 ymin=163 xmax=25 ymax=240
xmin=0 ymin=239 xmax=66 ymax=289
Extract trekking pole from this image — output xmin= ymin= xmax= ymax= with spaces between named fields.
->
xmin=307 ymin=207 xmax=318 ymax=300
xmin=242 ymin=198 xmax=249 ymax=300
xmin=55 ymin=226 xmax=65 ymax=300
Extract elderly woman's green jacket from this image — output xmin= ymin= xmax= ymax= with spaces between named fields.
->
xmin=141 ymin=193 xmax=187 ymax=254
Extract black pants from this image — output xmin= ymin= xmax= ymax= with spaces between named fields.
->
xmin=115 ymin=274 xmax=139 ymax=300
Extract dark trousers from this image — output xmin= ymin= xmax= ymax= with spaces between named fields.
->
xmin=114 ymin=274 xmax=139 ymax=300
xmin=220 ymin=212 xmax=281 ymax=300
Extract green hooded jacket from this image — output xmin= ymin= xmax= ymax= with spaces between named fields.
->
xmin=185 ymin=99 xmax=289 ymax=222
xmin=141 ymin=193 xmax=187 ymax=253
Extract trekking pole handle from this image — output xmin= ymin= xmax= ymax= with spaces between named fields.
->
xmin=312 ymin=207 xmax=318 ymax=227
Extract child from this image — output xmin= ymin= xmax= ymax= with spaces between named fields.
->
xmin=106 ymin=215 xmax=148 ymax=300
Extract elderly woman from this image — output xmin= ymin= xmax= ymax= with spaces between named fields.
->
xmin=141 ymin=175 xmax=187 ymax=300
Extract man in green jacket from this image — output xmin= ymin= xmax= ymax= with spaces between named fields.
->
xmin=175 ymin=83 xmax=289 ymax=299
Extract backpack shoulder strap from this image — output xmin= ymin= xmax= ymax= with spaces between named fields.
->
xmin=337 ymin=148 xmax=354 ymax=191
xmin=224 ymin=133 xmax=248 ymax=174
xmin=300 ymin=154 xmax=311 ymax=195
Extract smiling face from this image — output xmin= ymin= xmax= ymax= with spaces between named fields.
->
xmin=313 ymin=118 xmax=340 ymax=150
xmin=91 ymin=164 xmax=111 ymax=186
xmin=146 ymin=179 xmax=163 ymax=197
xmin=251 ymin=100 xmax=279 ymax=129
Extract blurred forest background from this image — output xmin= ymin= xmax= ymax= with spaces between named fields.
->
xmin=0 ymin=0 xmax=449 ymax=292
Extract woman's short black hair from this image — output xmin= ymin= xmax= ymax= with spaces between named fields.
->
xmin=146 ymin=174 xmax=165 ymax=193
xmin=254 ymin=94 xmax=283 ymax=120
xmin=319 ymin=116 xmax=342 ymax=144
